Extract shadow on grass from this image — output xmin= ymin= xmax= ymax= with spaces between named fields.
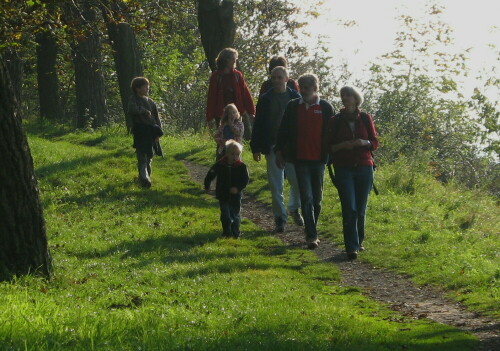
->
xmin=173 ymin=147 xmax=207 ymax=161
xmin=35 ymin=149 xmax=129 ymax=179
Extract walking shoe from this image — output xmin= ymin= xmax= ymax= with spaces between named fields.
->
xmin=347 ymin=251 xmax=358 ymax=260
xmin=274 ymin=217 xmax=285 ymax=233
xmin=359 ymin=246 xmax=365 ymax=252
xmin=140 ymin=177 xmax=151 ymax=188
xmin=307 ymin=238 xmax=320 ymax=249
xmin=289 ymin=210 xmax=304 ymax=226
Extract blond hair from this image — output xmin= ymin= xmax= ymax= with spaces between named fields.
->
xmin=225 ymin=139 xmax=243 ymax=154
xmin=221 ymin=103 xmax=241 ymax=124
xmin=216 ymin=48 xmax=238 ymax=71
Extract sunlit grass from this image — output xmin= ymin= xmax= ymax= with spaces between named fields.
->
xmin=0 ymin=125 xmax=481 ymax=350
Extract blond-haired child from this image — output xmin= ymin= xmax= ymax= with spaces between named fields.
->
xmin=204 ymin=140 xmax=249 ymax=238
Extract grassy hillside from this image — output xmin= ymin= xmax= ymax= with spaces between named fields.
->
xmin=180 ymin=130 xmax=500 ymax=319
xmin=0 ymin=123 xmax=494 ymax=350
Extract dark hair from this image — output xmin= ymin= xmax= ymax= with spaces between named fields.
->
xmin=131 ymin=77 xmax=149 ymax=94
xmin=216 ymin=48 xmax=238 ymax=71
xmin=268 ymin=56 xmax=288 ymax=74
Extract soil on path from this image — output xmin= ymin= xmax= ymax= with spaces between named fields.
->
xmin=184 ymin=160 xmax=499 ymax=350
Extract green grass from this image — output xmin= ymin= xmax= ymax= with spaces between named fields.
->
xmin=181 ymin=134 xmax=500 ymax=319
xmin=0 ymin=124 xmax=485 ymax=350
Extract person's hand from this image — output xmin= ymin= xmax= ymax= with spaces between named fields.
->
xmin=343 ymin=140 xmax=356 ymax=150
xmin=352 ymin=139 xmax=365 ymax=147
xmin=275 ymin=151 xmax=285 ymax=169
xmin=253 ymin=153 xmax=261 ymax=162
xmin=229 ymin=187 xmax=238 ymax=194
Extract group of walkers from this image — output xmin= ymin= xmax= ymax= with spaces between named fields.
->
xmin=128 ymin=47 xmax=379 ymax=261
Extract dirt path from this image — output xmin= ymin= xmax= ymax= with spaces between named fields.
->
xmin=184 ymin=160 xmax=499 ymax=350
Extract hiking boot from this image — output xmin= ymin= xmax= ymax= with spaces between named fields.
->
xmin=347 ymin=251 xmax=358 ymax=260
xmin=289 ymin=210 xmax=304 ymax=226
xmin=274 ymin=217 xmax=285 ymax=233
xmin=307 ymin=238 xmax=320 ymax=249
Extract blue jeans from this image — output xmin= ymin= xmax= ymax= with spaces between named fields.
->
xmin=219 ymin=194 xmax=242 ymax=238
xmin=334 ymin=166 xmax=374 ymax=252
xmin=295 ymin=161 xmax=325 ymax=241
xmin=265 ymin=148 xmax=301 ymax=222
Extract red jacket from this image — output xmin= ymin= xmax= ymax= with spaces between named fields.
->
xmin=327 ymin=109 xmax=379 ymax=167
xmin=205 ymin=69 xmax=256 ymax=122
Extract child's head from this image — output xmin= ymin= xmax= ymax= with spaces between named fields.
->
xmin=298 ymin=73 xmax=319 ymax=101
xmin=271 ymin=66 xmax=289 ymax=90
xmin=131 ymin=77 xmax=149 ymax=96
xmin=225 ymin=139 xmax=243 ymax=164
xmin=268 ymin=56 xmax=288 ymax=74
xmin=216 ymin=48 xmax=238 ymax=71
xmin=221 ymin=103 xmax=240 ymax=124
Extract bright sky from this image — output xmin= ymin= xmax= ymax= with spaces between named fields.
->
xmin=304 ymin=0 xmax=500 ymax=95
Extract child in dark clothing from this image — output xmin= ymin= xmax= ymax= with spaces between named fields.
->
xmin=204 ymin=140 xmax=250 ymax=238
xmin=128 ymin=77 xmax=163 ymax=188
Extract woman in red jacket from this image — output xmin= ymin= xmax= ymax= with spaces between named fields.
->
xmin=327 ymin=86 xmax=379 ymax=260
xmin=205 ymin=48 xmax=255 ymax=129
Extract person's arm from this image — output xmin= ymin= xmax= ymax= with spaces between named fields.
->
xmin=239 ymin=71 xmax=256 ymax=116
xmin=204 ymin=164 xmax=217 ymax=190
xmin=128 ymin=96 xmax=151 ymax=124
xmin=364 ymin=113 xmax=379 ymax=151
xmin=214 ymin=125 xmax=224 ymax=146
xmin=205 ymin=72 xmax=218 ymax=123
xmin=150 ymin=99 xmax=161 ymax=128
xmin=274 ymin=101 xmax=294 ymax=169
xmin=250 ymin=94 xmax=267 ymax=156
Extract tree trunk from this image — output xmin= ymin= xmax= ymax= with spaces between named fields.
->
xmin=36 ymin=30 xmax=62 ymax=120
xmin=106 ymin=21 xmax=143 ymax=132
xmin=197 ymin=0 xmax=236 ymax=72
xmin=4 ymin=47 xmax=23 ymax=111
xmin=0 ymin=55 xmax=52 ymax=281
xmin=68 ymin=3 xmax=108 ymax=129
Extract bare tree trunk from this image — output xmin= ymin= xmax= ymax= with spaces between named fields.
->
xmin=4 ymin=47 xmax=23 ymax=110
xmin=197 ymin=0 xmax=236 ymax=72
xmin=36 ymin=30 xmax=62 ymax=120
xmin=66 ymin=2 xmax=108 ymax=129
xmin=106 ymin=19 xmax=143 ymax=131
xmin=0 ymin=55 xmax=52 ymax=281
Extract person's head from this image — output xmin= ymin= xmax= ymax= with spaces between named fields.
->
xmin=131 ymin=77 xmax=149 ymax=96
xmin=271 ymin=66 xmax=289 ymax=91
xmin=221 ymin=103 xmax=241 ymax=124
xmin=216 ymin=48 xmax=238 ymax=71
xmin=225 ymin=139 xmax=243 ymax=164
xmin=268 ymin=56 xmax=288 ymax=74
xmin=340 ymin=86 xmax=364 ymax=109
xmin=298 ymin=73 xmax=319 ymax=102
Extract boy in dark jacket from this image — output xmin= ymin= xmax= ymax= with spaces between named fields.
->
xmin=128 ymin=77 xmax=163 ymax=188
xmin=274 ymin=73 xmax=335 ymax=249
xmin=204 ymin=140 xmax=250 ymax=238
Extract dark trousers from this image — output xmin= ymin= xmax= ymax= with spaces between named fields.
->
xmin=219 ymin=194 xmax=242 ymax=238
xmin=295 ymin=161 xmax=325 ymax=241
xmin=334 ymin=166 xmax=374 ymax=252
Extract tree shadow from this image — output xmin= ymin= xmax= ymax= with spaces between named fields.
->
xmin=35 ymin=149 xmax=129 ymax=179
